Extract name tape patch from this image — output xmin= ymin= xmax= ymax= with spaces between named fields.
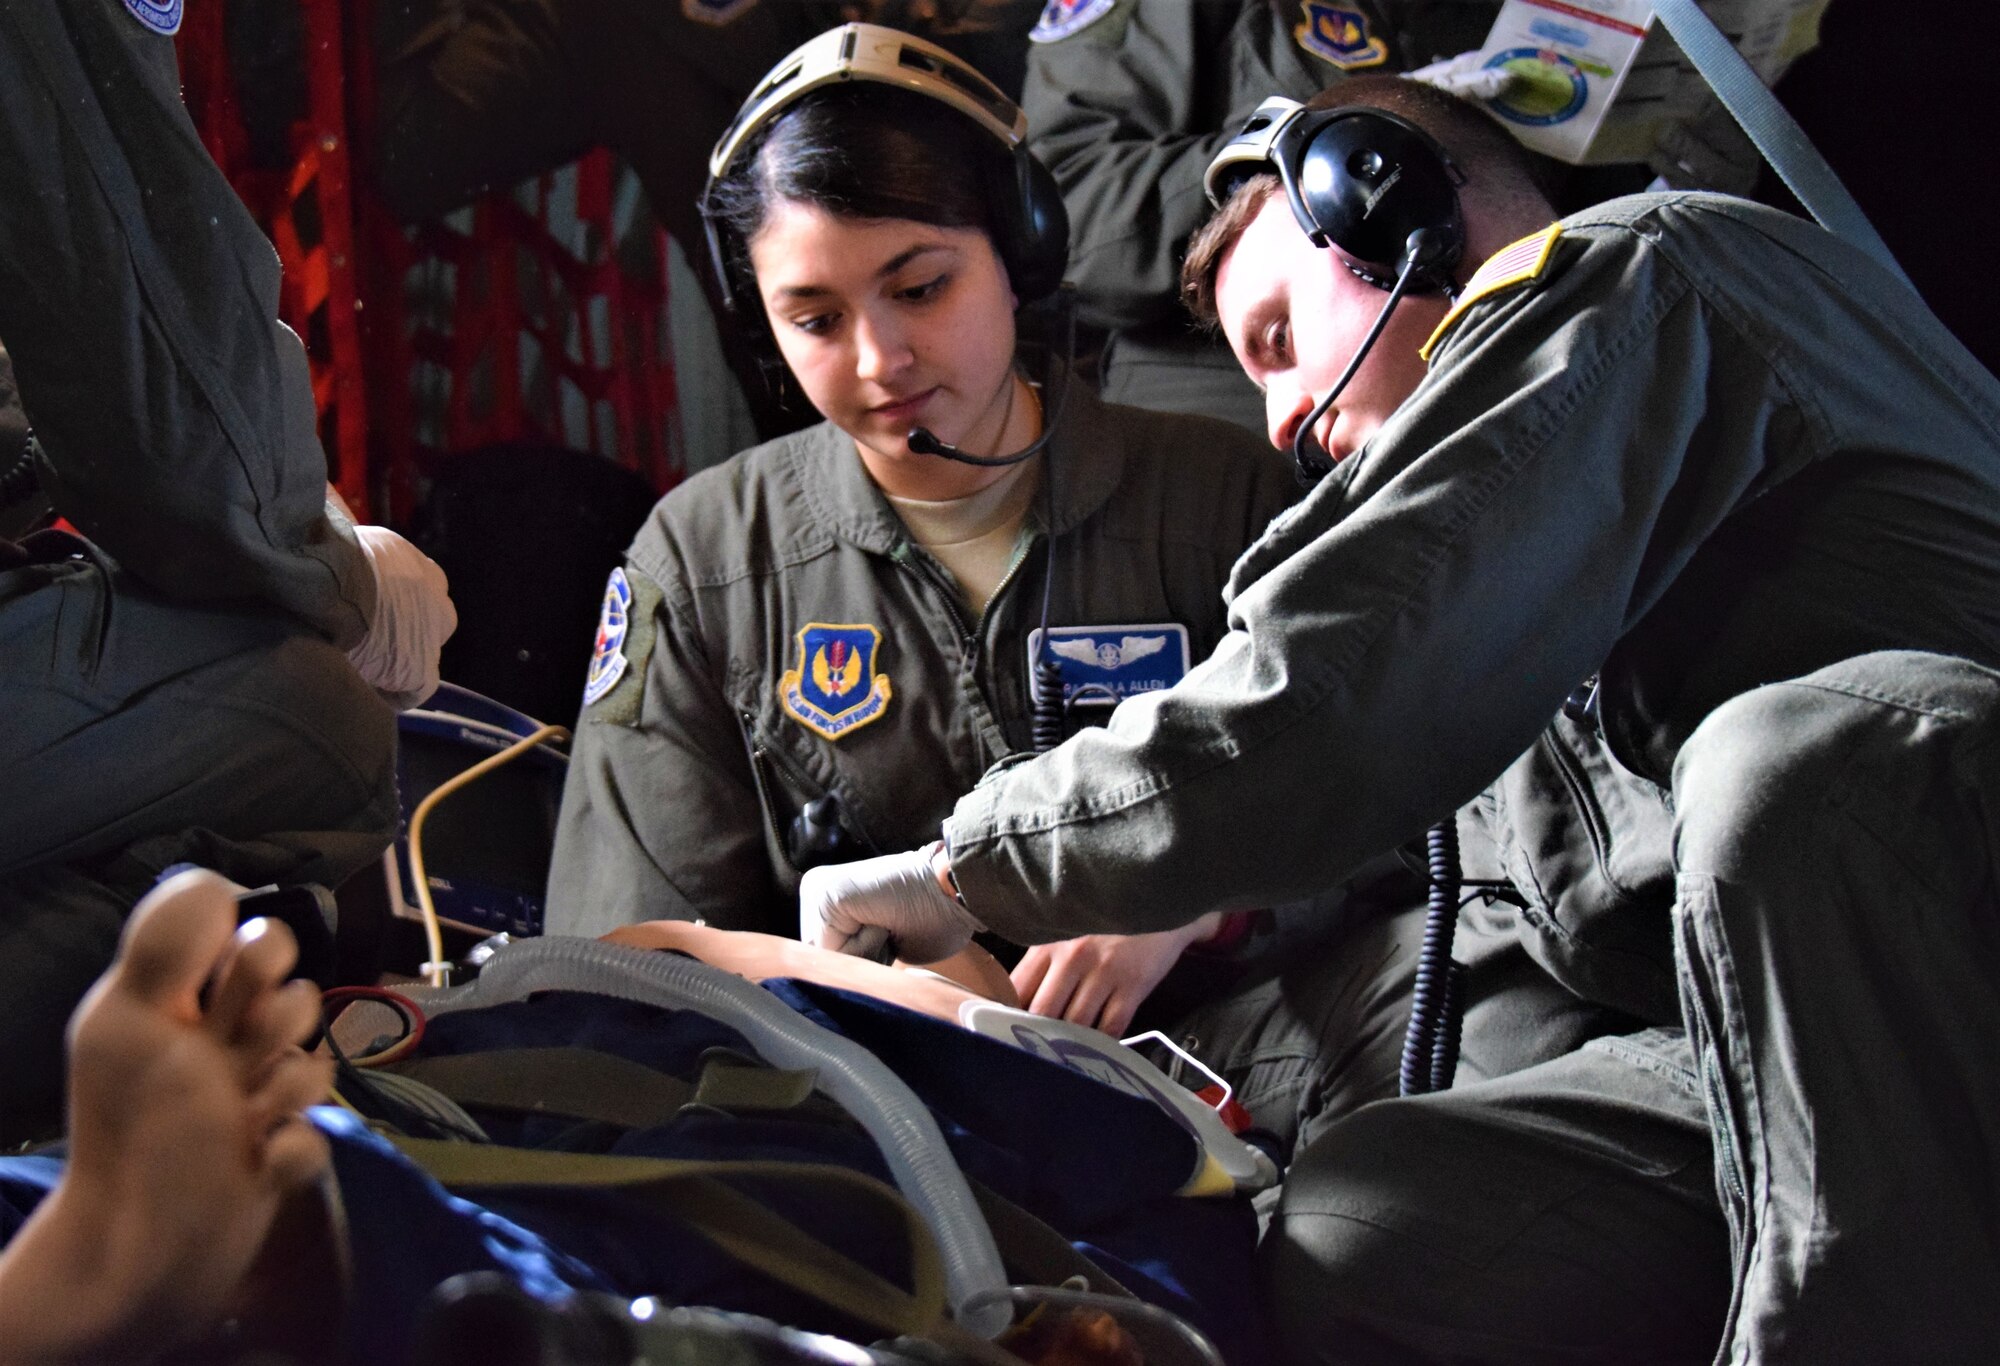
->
xmin=1030 ymin=623 xmax=1191 ymax=708
xmin=1030 ymin=0 xmax=1119 ymax=42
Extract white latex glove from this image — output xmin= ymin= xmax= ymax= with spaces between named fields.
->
xmin=345 ymin=525 xmax=456 ymax=709
xmin=799 ymin=847 xmax=983 ymax=965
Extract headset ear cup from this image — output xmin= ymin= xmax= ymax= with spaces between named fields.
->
xmin=992 ymin=146 xmax=1070 ymax=303
xmin=1296 ymin=111 xmax=1464 ymax=290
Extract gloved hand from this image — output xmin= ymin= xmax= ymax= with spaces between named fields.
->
xmin=345 ymin=525 xmax=457 ymax=709
xmin=799 ymin=846 xmax=983 ymax=965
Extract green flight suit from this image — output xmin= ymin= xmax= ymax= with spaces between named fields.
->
xmin=546 ymin=376 xmax=1295 ymax=938
xmin=939 ymin=193 xmax=2000 ymax=1359
xmin=1022 ymin=0 xmax=1501 ymax=433
xmin=0 ymin=0 xmax=398 ymax=1143
xmin=544 ymin=367 xmax=1613 ymax=1157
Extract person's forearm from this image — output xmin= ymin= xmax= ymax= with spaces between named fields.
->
xmin=944 ymin=227 xmax=1738 ymax=944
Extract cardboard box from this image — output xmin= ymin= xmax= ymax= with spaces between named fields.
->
xmin=1473 ymin=0 xmax=1829 ymax=165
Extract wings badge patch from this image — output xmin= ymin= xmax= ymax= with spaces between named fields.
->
xmin=1030 ymin=623 xmax=1191 ymax=708
xmin=1295 ymin=3 xmax=1389 ymax=70
xmin=123 ymin=0 xmax=183 ymax=35
xmin=781 ymin=623 xmax=894 ymax=741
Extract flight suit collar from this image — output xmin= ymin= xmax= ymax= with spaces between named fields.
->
xmin=787 ymin=363 xmax=1126 ymax=553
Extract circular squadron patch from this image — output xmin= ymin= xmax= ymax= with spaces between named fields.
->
xmin=583 ymin=568 xmax=633 ymax=707
xmin=123 ymin=0 xmax=183 ymax=35
xmin=1030 ymin=0 xmax=1119 ymax=43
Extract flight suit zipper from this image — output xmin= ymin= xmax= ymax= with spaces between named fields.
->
xmin=1703 ymin=1053 xmax=1748 ymax=1208
xmin=890 ymin=540 xmax=975 ymax=646
xmin=891 ymin=535 xmax=1044 ymax=757
xmin=888 ymin=533 xmax=1040 ymax=654
xmin=976 ymin=533 xmax=1039 ymax=643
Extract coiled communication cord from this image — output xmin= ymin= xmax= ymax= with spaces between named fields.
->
xmin=1021 ymin=294 xmax=1075 ymax=756
xmin=1397 ymin=820 xmax=1467 ymax=1096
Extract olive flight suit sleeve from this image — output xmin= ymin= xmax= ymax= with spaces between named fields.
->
xmin=546 ymin=556 xmax=787 ymax=939
xmin=1022 ymin=1 xmax=1282 ymax=333
xmin=0 ymin=0 xmax=375 ymax=644
xmin=945 ymin=204 xmax=1820 ymax=942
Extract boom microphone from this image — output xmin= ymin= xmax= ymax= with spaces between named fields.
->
xmin=906 ymin=423 xmax=1054 ymax=468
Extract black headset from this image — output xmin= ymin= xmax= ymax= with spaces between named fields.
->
xmin=1206 ymin=97 xmax=1466 ymax=294
xmin=698 ymin=23 xmax=1069 ymax=323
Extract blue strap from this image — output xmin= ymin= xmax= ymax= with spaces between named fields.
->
xmin=1648 ymin=0 xmax=1910 ymax=287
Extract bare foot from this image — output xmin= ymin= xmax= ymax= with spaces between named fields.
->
xmin=0 ymin=869 xmax=333 ymax=1363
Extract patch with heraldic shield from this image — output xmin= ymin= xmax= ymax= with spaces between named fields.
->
xmin=1294 ymin=3 xmax=1389 ymax=70
xmin=123 ymin=0 xmax=183 ymax=35
xmin=780 ymin=623 xmax=894 ymax=741
xmin=1029 ymin=623 xmax=1190 ymax=710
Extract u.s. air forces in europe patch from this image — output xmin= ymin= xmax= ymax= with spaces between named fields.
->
xmin=1294 ymin=3 xmax=1388 ymax=70
xmin=781 ymin=623 xmax=893 ymax=741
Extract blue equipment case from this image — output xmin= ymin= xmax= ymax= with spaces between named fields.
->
xmin=388 ymin=682 xmax=570 ymax=938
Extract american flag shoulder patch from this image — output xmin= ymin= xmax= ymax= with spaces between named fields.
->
xmin=1420 ymin=224 xmax=1564 ymax=363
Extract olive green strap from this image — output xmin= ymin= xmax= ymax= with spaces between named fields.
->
xmin=386 ymin=1047 xmax=823 ymax=1130
xmin=387 ymin=1048 xmax=694 ymax=1129
xmin=964 ymin=1176 xmax=1135 ymax=1303
xmin=389 ymin=1137 xmax=1014 ymax=1363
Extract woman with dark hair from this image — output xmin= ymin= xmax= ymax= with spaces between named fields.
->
xmin=546 ymin=28 xmax=1380 ymax=1109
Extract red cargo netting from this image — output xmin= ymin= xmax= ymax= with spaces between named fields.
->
xmin=176 ymin=0 xmax=684 ymax=525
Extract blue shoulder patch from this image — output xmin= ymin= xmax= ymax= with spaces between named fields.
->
xmin=583 ymin=568 xmax=633 ymax=707
xmin=123 ymin=0 xmax=183 ymax=36
xmin=1030 ymin=0 xmax=1119 ymax=43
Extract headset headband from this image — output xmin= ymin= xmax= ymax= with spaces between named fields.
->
xmin=1205 ymin=98 xmax=1311 ymax=212
xmin=708 ymin=23 xmax=1027 ymax=185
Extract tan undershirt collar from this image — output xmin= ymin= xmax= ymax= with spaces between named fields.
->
xmin=884 ymin=455 xmax=1042 ymax=617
